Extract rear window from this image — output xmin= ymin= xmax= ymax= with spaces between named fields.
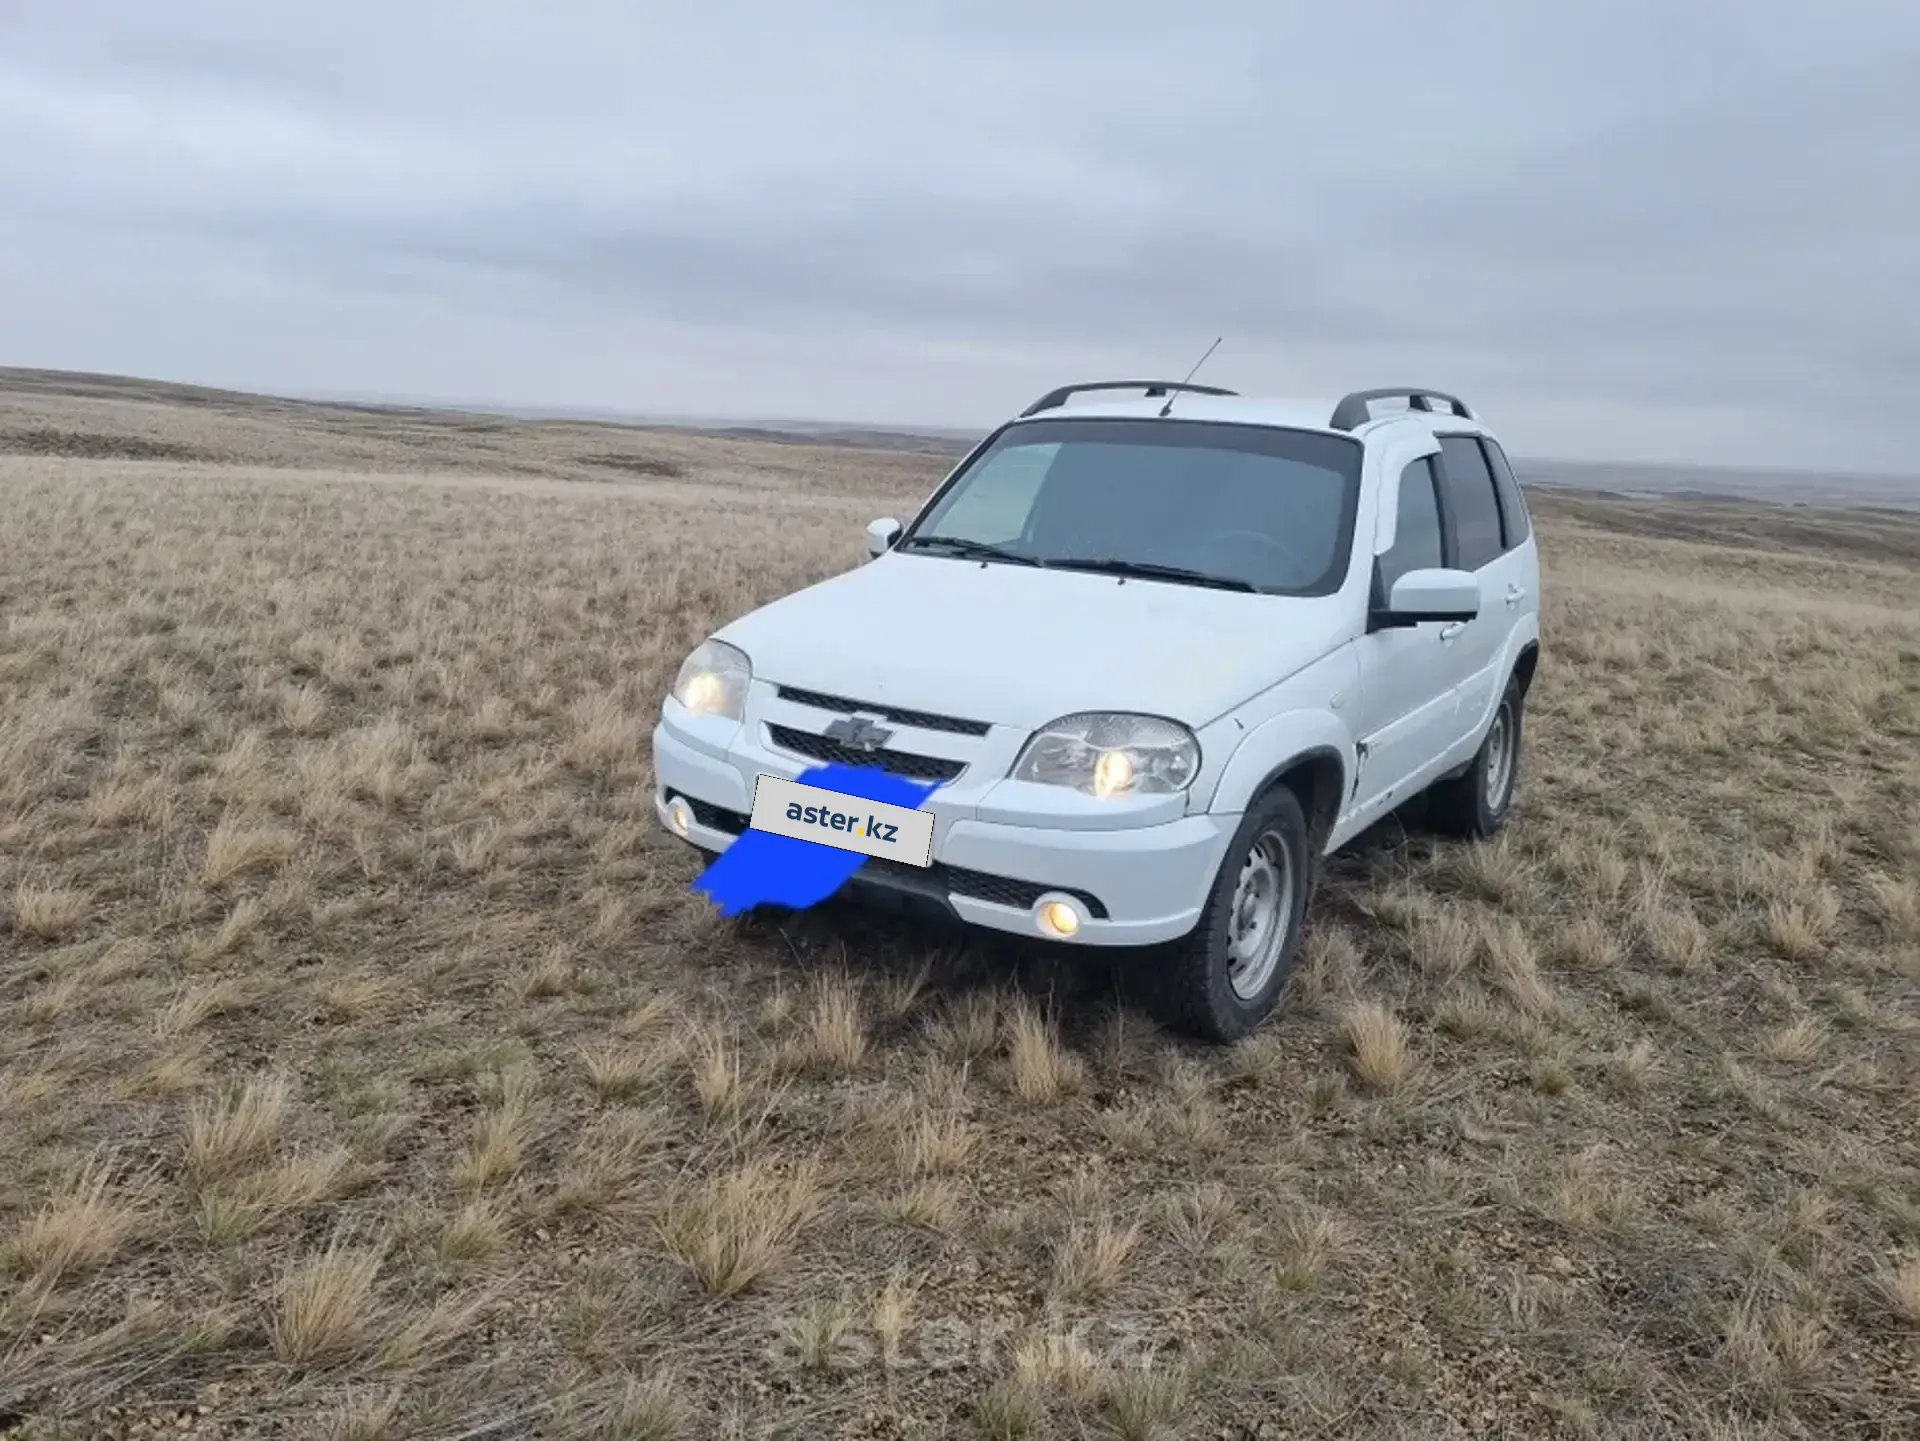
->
xmin=1480 ymin=437 xmax=1532 ymax=546
xmin=1436 ymin=437 xmax=1505 ymax=571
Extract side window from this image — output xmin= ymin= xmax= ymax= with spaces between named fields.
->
xmin=1378 ymin=457 xmax=1444 ymax=595
xmin=924 ymin=443 xmax=1058 ymax=543
xmin=1479 ymin=437 xmax=1531 ymax=547
xmin=1436 ymin=437 xmax=1504 ymax=571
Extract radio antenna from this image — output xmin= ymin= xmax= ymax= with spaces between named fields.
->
xmin=1159 ymin=336 xmax=1223 ymax=416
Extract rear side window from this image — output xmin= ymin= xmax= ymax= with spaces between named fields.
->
xmin=1378 ymin=457 xmax=1444 ymax=595
xmin=1480 ymin=437 xmax=1532 ymax=546
xmin=1436 ymin=437 xmax=1504 ymax=571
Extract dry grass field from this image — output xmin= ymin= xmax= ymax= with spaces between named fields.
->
xmin=1 ymin=374 xmax=1917 ymax=1440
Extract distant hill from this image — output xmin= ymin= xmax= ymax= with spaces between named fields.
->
xmin=2 ymin=365 xmax=1914 ymax=509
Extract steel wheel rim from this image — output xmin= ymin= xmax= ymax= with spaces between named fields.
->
xmin=1227 ymin=828 xmax=1294 ymax=1001
xmin=1485 ymin=704 xmax=1515 ymax=811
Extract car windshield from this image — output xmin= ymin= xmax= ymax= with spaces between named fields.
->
xmin=900 ymin=417 xmax=1364 ymax=596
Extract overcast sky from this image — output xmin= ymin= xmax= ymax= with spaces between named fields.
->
xmin=3 ymin=2 xmax=1917 ymax=472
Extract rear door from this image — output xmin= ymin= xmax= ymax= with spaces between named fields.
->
xmin=1433 ymin=435 xmax=1529 ymax=747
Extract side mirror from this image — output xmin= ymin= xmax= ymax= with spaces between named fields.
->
xmin=1372 ymin=567 xmax=1480 ymax=629
xmin=865 ymin=517 xmax=902 ymax=558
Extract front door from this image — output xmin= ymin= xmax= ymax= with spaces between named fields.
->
xmin=1351 ymin=453 xmax=1461 ymax=820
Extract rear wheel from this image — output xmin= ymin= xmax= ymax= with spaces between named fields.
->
xmin=1428 ymin=674 xmax=1523 ymax=839
xmin=1143 ymin=784 xmax=1313 ymax=1043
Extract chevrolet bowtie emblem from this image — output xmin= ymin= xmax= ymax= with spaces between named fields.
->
xmin=823 ymin=715 xmax=894 ymax=751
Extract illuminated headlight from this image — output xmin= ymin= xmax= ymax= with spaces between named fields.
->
xmin=669 ymin=639 xmax=751 ymax=722
xmin=1011 ymin=712 xmax=1200 ymax=798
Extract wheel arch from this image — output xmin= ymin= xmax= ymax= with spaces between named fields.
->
xmin=1217 ymin=741 xmax=1347 ymax=857
xmin=1262 ymin=747 xmax=1345 ymax=854
xmin=1513 ymin=640 xmax=1540 ymax=698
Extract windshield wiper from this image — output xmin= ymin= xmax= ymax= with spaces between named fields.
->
xmin=898 ymin=535 xmax=1044 ymax=566
xmin=1045 ymin=557 xmax=1258 ymax=592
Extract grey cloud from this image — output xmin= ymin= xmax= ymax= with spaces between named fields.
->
xmin=2 ymin=0 xmax=1918 ymax=470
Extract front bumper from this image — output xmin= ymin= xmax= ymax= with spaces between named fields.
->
xmin=652 ymin=716 xmax=1232 ymax=946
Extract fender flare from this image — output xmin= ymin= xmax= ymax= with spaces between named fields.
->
xmin=1461 ymin=624 xmax=1542 ymax=740
xmin=1207 ymin=709 xmax=1355 ymax=847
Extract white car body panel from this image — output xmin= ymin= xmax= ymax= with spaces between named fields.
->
xmin=714 ymin=555 xmax=1355 ymax=733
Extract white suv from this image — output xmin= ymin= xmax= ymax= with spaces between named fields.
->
xmin=653 ymin=381 xmax=1541 ymax=1041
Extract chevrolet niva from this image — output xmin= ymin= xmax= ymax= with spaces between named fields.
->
xmin=653 ymin=381 xmax=1541 ymax=1042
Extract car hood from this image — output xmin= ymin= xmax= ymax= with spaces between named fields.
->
xmin=714 ymin=553 xmax=1353 ymax=730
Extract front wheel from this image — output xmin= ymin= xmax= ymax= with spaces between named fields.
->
xmin=1143 ymin=784 xmax=1314 ymax=1043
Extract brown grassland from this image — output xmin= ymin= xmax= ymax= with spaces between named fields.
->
xmin=1 ymin=374 xmax=1916 ymax=1439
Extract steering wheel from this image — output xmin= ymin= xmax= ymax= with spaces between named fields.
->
xmin=1211 ymin=527 xmax=1311 ymax=583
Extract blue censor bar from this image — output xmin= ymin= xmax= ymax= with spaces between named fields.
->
xmin=691 ymin=762 xmax=942 ymax=915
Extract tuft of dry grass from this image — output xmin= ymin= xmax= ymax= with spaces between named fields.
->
xmin=1269 ymin=1206 xmax=1345 ymax=1293
xmin=1011 ymin=1324 xmax=1108 ymax=1404
xmin=185 ymin=1073 xmax=290 ymax=1181
xmin=1610 ymin=1038 xmax=1659 ymax=1092
xmin=690 ymin=1027 xmax=752 ymax=1125
xmin=11 ymin=879 xmax=88 ymax=940
xmin=451 ymin=1066 xmax=538 ymax=1192
xmin=972 ymin=1376 xmax=1044 ymax=1440
xmin=1051 ymin=1214 xmax=1142 ymax=1303
xmin=878 ymin=1179 xmax=964 ymax=1232
xmin=1638 ymin=879 xmax=1713 ymax=972
xmin=1100 ymin=1366 xmax=1188 ymax=1441
xmin=579 ymin=1041 xmax=667 ymax=1102
xmin=802 ymin=973 xmax=869 ymax=1072
xmin=270 ymin=1235 xmax=384 ymax=1365
xmin=201 ymin=814 xmax=300 ymax=883
xmin=1341 ymin=999 xmax=1414 ymax=1091
xmin=893 ymin=1106 xmax=979 ymax=1177
xmin=437 ymin=1198 xmax=511 ymax=1265
xmin=1874 ymin=1255 xmax=1920 ymax=1326
xmin=657 ymin=1158 xmax=824 ymax=1297
xmin=1556 ymin=910 xmax=1622 ymax=971
xmin=1005 ymin=1003 xmax=1085 ymax=1105
xmin=1864 ymin=871 xmax=1920 ymax=943
xmin=316 ymin=1388 xmax=402 ymax=1441
xmin=1762 ymin=1016 xmax=1831 ymax=1064
xmin=159 ymin=978 xmax=249 ymax=1036
xmin=1766 ymin=888 xmax=1842 ymax=960
xmin=928 ymin=989 xmax=1001 ymax=1062
xmin=555 ymin=1373 xmax=690 ymax=1441
xmin=1482 ymin=917 xmax=1556 ymax=1018
xmin=7 ymin=1160 xmax=143 ymax=1285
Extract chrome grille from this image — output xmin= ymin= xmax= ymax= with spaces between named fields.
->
xmin=767 ymin=724 xmax=965 ymax=782
xmin=775 ymin=686 xmax=992 ymax=737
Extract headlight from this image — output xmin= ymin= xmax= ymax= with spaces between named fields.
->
xmin=670 ymin=639 xmax=751 ymax=722
xmin=1011 ymin=712 xmax=1200 ymax=797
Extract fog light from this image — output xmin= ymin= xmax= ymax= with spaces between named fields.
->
xmin=1034 ymin=893 xmax=1086 ymax=939
xmin=665 ymin=795 xmax=694 ymax=837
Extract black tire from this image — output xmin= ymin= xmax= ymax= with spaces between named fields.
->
xmin=1142 ymin=783 xmax=1314 ymax=1044
xmin=1427 ymin=674 xmax=1524 ymax=839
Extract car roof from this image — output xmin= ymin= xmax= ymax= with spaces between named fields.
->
xmin=1003 ymin=394 xmax=1497 ymax=442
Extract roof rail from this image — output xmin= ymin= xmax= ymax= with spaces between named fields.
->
xmin=1328 ymin=388 xmax=1475 ymax=431
xmin=1018 ymin=379 xmax=1239 ymax=418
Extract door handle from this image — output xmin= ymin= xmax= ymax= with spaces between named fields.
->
xmin=1504 ymin=583 xmax=1526 ymax=607
xmin=1439 ymin=622 xmax=1466 ymax=642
